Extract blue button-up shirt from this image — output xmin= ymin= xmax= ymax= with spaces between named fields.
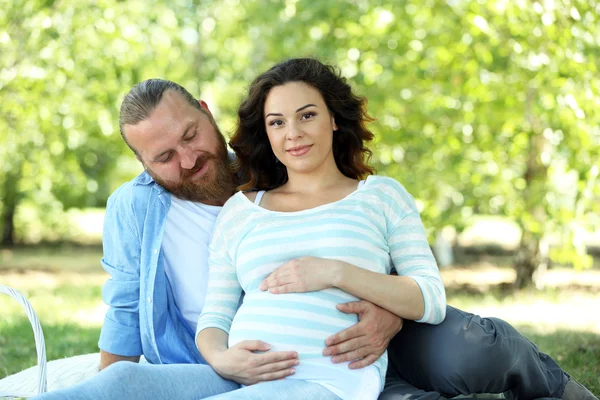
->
xmin=98 ymin=171 xmax=204 ymax=364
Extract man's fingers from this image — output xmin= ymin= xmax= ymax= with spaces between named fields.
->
xmin=331 ymin=344 xmax=371 ymax=364
xmin=323 ymin=335 xmax=365 ymax=357
xmin=325 ymin=323 xmax=363 ymax=347
xmin=348 ymin=353 xmax=379 ymax=369
xmin=336 ymin=300 xmax=367 ymax=315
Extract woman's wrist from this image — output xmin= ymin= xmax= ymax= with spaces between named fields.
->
xmin=331 ymin=260 xmax=350 ymax=288
xmin=197 ymin=329 xmax=228 ymax=366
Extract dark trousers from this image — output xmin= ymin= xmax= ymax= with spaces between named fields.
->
xmin=380 ymin=306 xmax=568 ymax=400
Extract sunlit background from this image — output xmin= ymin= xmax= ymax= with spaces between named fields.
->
xmin=1 ymin=0 xmax=599 ymax=391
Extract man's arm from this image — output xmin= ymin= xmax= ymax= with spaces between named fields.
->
xmin=100 ymin=350 xmax=141 ymax=370
xmin=97 ymin=185 xmax=145 ymax=364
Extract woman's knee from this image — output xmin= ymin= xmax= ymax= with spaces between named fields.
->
xmin=99 ymin=361 xmax=143 ymax=383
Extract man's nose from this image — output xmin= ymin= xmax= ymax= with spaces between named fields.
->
xmin=180 ymin=148 xmax=196 ymax=169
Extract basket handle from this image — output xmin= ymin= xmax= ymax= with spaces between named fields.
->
xmin=0 ymin=284 xmax=47 ymax=395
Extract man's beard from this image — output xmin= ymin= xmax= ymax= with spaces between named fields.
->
xmin=148 ymin=133 xmax=235 ymax=204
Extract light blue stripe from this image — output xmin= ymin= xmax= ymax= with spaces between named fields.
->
xmin=248 ymin=214 xmax=380 ymax=235
xmin=233 ymin=314 xmax=348 ymax=333
xmin=240 ymin=228 xmax=383 ymax=251
xmin=232 ymin=329 xmax=326 ymax=348
xmin=239 ymin=247 xmax=388 ymax=271
xmin=204 ymin=300 xmax=239 ymax=309
xmin=240 ymin=300 xmax=357 ymax=323
xmin=205 ymin=287 xmax=242 ymax=295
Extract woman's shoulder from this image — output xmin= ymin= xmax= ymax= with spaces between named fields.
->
xmin=212 ymin=191 xmax=262 ymax=240
xmin=364 ymin=175 xmax=418 ymax=214
xmin=216 ymin=191 xmax=256 ymax=220
xmin=365 ymin=175 xmax=411 ymax=196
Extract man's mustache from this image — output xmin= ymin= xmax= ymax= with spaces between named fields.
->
xmin=181 ymin=153 xmax=214 ymax=179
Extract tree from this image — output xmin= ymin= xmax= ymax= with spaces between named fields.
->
xmin=1 ymin=0 xmax=598 ymax=288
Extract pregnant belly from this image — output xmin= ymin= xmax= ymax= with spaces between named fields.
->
xmin=228 ymin=289 xmax=359 ymax=358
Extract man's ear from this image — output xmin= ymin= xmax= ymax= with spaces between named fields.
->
xmin=198 ymin=100 xmax=213 ymax=118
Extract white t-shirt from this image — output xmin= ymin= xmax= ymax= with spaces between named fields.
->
xmin=162 ymin=196 xmax=222 ymax=333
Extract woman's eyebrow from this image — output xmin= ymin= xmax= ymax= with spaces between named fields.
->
xmin=265 ymin=104 xmax=317 ymax=118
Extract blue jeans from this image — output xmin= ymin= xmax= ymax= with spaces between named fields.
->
xmin=33 ymin=362 xmax=240 ymax=400
xmin=32 ymin=362 xmax=340 ymax=400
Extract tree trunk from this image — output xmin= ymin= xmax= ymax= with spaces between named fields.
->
xmin=514 ymin=88 xmax=549 ymax=289
xmin=1 ymin=172 xmax=19 ymax=247
xmin=1 ymin=203 xmax=16 ymax=246
xmin=514 ymin=230 xmax=548 ymax=289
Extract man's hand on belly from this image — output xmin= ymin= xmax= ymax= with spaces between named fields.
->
xmin=323 ymin=300 xmax=403 ymax=369
xmin=212 ymin=340 xmax=300 ymax=385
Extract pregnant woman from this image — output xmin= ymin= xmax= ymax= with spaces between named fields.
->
xmin=196 ymin=58 xmax=446 ymax=400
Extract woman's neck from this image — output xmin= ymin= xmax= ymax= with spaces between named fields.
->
xmin=281 ymin=159 xmax=353 ymax=195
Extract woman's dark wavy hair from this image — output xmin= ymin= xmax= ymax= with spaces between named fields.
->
xmin=230 ymin=58 xmax=375 ymax=191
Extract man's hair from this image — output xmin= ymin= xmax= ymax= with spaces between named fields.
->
xmin=229 ymin=58 xmax=375 ymax=191
xmin=119 ymin=79 xmax=203 ymax=154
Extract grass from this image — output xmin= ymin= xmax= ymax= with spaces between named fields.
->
xmin=0 ymin=246 xmax=599 ymax=395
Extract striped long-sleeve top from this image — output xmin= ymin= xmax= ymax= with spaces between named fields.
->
xmin=196 ymin=175 xmax=446 ymax=399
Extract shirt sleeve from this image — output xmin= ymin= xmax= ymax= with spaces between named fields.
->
xmin=381 ymin=178 xmax=446 ymax=325
xmin=195 ymin=201 xmax=244 ymax=342
xmin=389 ymin=211 xmax=446 ymax=324
xmin=98 ymin=187 xmax=144 ymax=357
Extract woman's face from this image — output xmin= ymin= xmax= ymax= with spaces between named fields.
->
xmin=263 ymin=82 xmax=338 ymax=176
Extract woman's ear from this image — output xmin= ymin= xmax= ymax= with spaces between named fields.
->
xmin=332 ymin=117 xmax=338 ymax=131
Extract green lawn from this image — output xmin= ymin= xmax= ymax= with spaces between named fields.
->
xmin=1 ymin=246 xmax=598 ymax=395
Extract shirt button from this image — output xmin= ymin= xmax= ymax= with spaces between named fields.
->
xmin=147 ymin=296 xmax=152 ymax=303
xmin=153 ymin=249 xmax=158 ymax=254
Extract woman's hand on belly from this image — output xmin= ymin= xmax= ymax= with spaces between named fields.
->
xmin=212 ymin=340 xmax=300 ymax=385
xmin=259 ymin=256 xmax=341 ymax=294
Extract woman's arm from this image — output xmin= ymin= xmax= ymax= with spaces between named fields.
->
xmin=259 ymin=257 xmax=426 ymax=321
xmin=332 ymin=262 xmax=426 ymax=321
xmin=196 ymin=327 xmax=229 ymax=365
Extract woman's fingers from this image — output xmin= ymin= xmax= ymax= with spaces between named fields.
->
xmin=255 ymin=367 xmax=297 ymax=383
xmin=254 ymin=358 xmax=299 ymax=376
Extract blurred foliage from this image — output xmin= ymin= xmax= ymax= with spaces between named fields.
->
xmin=1 ymin=0 xmax=599 ymax=284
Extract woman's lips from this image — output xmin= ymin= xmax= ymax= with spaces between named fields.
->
xmin=286 ymin=145 xmax=313 ymax=157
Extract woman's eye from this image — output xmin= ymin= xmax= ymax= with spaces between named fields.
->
xmin=269 ymin=119 xmax=284 ymax=127
xmin=301 ymin=112 xmax=316 ymax=120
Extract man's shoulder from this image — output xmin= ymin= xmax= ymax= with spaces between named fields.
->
xmin=107 ymin=171 xmax=163 ymax=212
